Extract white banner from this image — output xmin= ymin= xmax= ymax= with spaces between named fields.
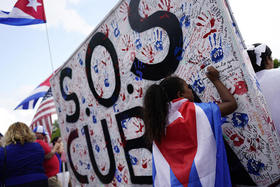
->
xmin=50 ymin=0 xmax=280 ymax=186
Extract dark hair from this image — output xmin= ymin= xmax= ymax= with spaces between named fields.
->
xmin=188 ymin=85 xmax=202 ymax=103
xmin=51 ymin=136 xmax=59 ymax=145
xmin=247 ymin=43 xmax=272 ymax=72
xmin=143 ymin=76 xmax=186 ymax=145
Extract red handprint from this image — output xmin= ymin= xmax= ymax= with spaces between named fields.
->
xmin=119 ymin=1 xmax=129 ymax=21
xmin=141 ymin=1 xmax=150 ymax=19
xmin=142 ymin=159 xmax=148 ymax=168
xmin=141 ymin=45 xmax=155 ymax=63
xmin=133 ymin=120 xmax=145 ymax=134
xmin=100 ymin=24 xmax=109 ymax=39
xmin=121 ymin=34 xmax=134 ymax=52
xmin=90 ymin=175 xmax=95 ymax=181
xmin=158 ymin=0 xmax=174 ymax=12
xmin=123 ymin=173 xmax=128 ymax=184
xmin=120 ymin=93 xmax=126 ymax=101
xmin=233 ymin=81 xmax=248 ymax=95
xmin=72 ymin=145 xmax=76 ymax=153
xmin=196 ymin=11 xmax=217 ymax=38
xmin=118 ymin=163 xmax=125 ymax=172
xmin=224 ymin=128 xmax=244 ymax=147
xmin=135 ymin=87 xmax=143 ymax=98
xmin=101 ymin=165 xmax=106 ymax=171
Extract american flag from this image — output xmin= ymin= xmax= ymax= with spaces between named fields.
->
xmin=30 ymin=88 xmax=56 ymax=141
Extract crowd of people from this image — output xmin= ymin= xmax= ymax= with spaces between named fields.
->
xmin=0 ymin=43 xmax=279 ymax=186
xmin=0 ymin=122 xmax=64 ymax=187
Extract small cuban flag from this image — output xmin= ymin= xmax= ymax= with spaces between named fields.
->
xmin=0 ymin=0 xmax=46 ymax=26
xmin=15 ymin=74 xmax=52 ymax=110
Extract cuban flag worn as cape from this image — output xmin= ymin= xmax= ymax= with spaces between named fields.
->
xmin=152 ymin=98 xmax=231 ymax=187
xmin=15 ymin=74 xmax=52 ymax=110
xmin=0 ymin=0 xmax=46 ymax=26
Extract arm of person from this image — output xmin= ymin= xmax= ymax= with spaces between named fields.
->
xmin=206 ymin=66 xmax=237 ymax=116
xmin=44 ymin=138 xmax=62 ymax=160
xmin=45 ymin=148 xmax=57 ymax=160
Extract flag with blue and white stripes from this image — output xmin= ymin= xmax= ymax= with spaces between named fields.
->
xmin=152 ymin=98 xmax=231 ymax=187
xmin=0 ymin=0 xmax=46 ymax=26
xmin=15 ymin=74 xmax=52 ymax=110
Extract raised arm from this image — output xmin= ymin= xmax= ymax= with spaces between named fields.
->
xmin=206 ymin=66 xmax=237 ymax=116
xmin=45 ymin=138 xmax=62 ymax=160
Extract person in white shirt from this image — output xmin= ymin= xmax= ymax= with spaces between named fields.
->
xmin=247 ymin=43 xmax=280 ymax=136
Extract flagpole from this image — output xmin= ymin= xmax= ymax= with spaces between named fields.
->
xmin=44 ymin=23 xmax=55 ymax=73
xmin=42 ymin=0 xmax=54 ymax=74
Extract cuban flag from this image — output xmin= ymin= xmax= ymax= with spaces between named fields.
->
xmin=0 ymin=0 xmax=46 ymax=26
xmin=152 ymin=98 xmax=231 ymax=187
xmin=15 ymin=74 xmax=52 ymax=110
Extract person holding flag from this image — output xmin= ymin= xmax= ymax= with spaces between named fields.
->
xmin=143 ymin=66 xmax=237 ymax=186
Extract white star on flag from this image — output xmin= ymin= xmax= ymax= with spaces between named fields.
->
xmin=26 ymin=0 xmax=42 ymax=12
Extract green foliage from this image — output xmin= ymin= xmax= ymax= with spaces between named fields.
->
xmin=51 ymin=120 xmax=61 ymax=141
xmin=274 ymin=58 xmax=279 ymax=68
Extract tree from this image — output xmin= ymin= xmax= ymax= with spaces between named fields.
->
xmin=274 ymin=58 xmax=279 ymax=68
xmin=51 ymin=120 xmax=61 ymax=141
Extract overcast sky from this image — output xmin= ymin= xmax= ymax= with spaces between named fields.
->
xmin=0 ymin=0 xmax=279 ymax=134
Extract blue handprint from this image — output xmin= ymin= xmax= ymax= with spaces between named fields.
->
xmin=134 ymin=33 xmax=142 ymax=50
xmin=78 ymin=53 xmax=83 ymax=65
xmin=114 ymin=145 xmax=120 ymax=153
xmin=255 ymin=78 xmax=261 ymax=91
xmin=104 ymin=72 xmax=110 ymax=87
xmin=130 ymin=155 xmax=138 ymax=165
xmin=81 ymin=127 xmax=85 ymax=135
xmin=111 ymin=21 xmax=120 ymax=38
xmin=180 ymin=3 xmax=185 ymax=12
xmin=154 ymin=29 xmax=163 ymax=51
xmin=113 ymin=103 xmax=119 ymax=113
xmin=79 ymin=58 xmax=83 ymax=65
xmin=93 ymin=64 xmax=98 ymax=73
xmin=192 ymin=75 xmax=205 ymax=94
xmin=92 ymin=115 xmax=97 ymax=123
xmin=85 ymin=163 xmax=90 ymax=170
xmin=121 ymin=119 xmax=128 ymax=129
xmin=180 ymin=14 xmax=191 ymax=28
xmin=95 ymin=145 xmax=100 ymax=153
xmin=82 ymin=96 xmax=86 ymax=104
xmin=247 ymin=159 xmax=264 ymax=176
xmin=180 ymin=2 xmax=191 ymax=12
xmin=174 ymin=36 xmax=188 ymax=61
xmin=174 ymin=46 xmax=184 ymax=61
xmin=135 ymin=70 xmax=143 ymax=81
xmin=135 ymin=39 xmax=142 ymax=50
xmin=134 ymin=60 xmax=144 ymax=81
xmin=104 ymin=78 xmax=109 ymax=87
xmin=116 ymin=173 xmax=122 ymax=182
xmin=232 ymin=112 xmax=249 ymax=128
xmin=209 ymin=33 xmax=224 ymax=63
